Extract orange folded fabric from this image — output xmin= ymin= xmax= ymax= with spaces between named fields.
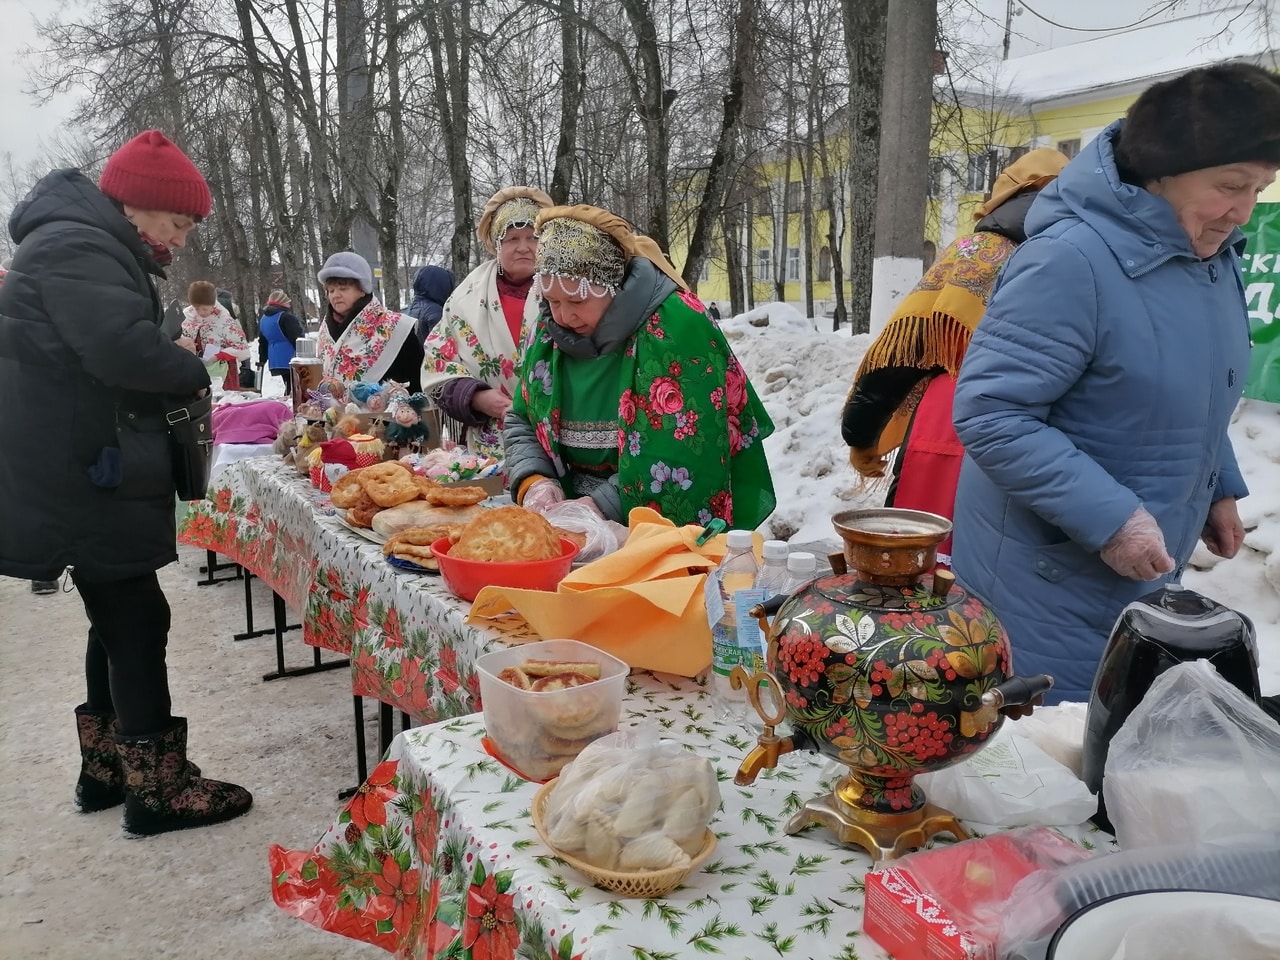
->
xmin=467 ymin=507 xmax=735 ymax=677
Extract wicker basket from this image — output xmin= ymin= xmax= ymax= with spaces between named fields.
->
xmin=530 ymin=779 xmax=717 ymax=898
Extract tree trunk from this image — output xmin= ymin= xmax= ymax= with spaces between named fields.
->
xmin=842 ymin=0 xmax=888 ymax=335
xmin=233 ymin=0 xmax=308 ymax=324
xmin=377 ymin=0 xmax=406 ymax=309
xmin=875 ymin=0 xmax=935 ymax=259
xmin=723 ymin=205 xmax=744 ymax=316
xmin=336 ymin=0 xmax=380 ymax=281
xmin=427 ymin=0 xmax=475 ymax=278
xmin=549 ymin=0 xmax=584 ymax=204
xmin=617 ymin=0 xmax=672 ymax=249
xmin=681 ymin=0 xmax=756 ymax=290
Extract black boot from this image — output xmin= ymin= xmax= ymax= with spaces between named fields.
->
xmin=115 ymin=718 xmax=252 ymax=837
xmin=74 ymin=704 xmax=125 ymax=812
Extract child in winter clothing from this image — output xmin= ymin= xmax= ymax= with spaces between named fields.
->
xmin=182 ymin=280 xmax=250 ymax=388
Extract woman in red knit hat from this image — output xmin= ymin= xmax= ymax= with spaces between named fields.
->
xmin=0 ymin=129 xmax=253 ymax=836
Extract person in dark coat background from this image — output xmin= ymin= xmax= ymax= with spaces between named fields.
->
xmin=0 ymin=130 xmax=253 ymax=836
xmin=257 ymin=289 xmax=306 ymax=394
xmin=405 ymin=264 xmax=456 ymax=344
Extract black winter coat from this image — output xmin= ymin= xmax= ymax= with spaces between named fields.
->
xmin=0 ymin=169 xmax=211 ymax=582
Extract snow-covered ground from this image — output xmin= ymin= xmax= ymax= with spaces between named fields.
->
xmin=725 ymin=303 xmax=1280 ymax=698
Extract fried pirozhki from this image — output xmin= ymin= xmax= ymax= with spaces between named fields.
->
xmin=360 ymin=461 xmax=420 ymax=507
xmin=381 ymin=525 xmax=463 ymax=557
xmin=420 ymin=484 xmax=489 ymax=507
xmin=521 ymin=659 xmax=602 ymax=680
xmin=330 ymin=468 xmax=367 ymax=508
xmin=346 ymin=492 xmax=382 ymax=528
xmin=451 ymin=505 xmax=562 ymax=562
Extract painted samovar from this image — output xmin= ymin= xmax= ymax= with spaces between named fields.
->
xmin=733 ymin=508 xmax=1052 ymax=860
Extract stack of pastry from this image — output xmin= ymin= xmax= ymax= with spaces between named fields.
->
xmin=487 ymin=657 xmax=618 ymax=780
xmin=540 ymin=740 xmax=720 ymax=872
xmin=330 ymin=462 xmax=489 ymax=531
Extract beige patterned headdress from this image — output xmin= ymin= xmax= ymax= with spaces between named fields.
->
xmin=532 ymin=204 xmax=688 ymax=297
xmin=476 ymin=186 xmax=554 ymax=256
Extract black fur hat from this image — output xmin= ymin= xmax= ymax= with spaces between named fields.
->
xmin=1114 ymin=62 xmax=1280 ymax=182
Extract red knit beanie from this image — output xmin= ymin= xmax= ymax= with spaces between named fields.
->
xmin=98 ymin=130 xmax=211 ymax=219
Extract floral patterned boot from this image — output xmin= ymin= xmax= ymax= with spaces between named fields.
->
xmin=74 ymin=704 xmax=125 ymax=812
xmin=115 ymin=717 xmax=253 ymax=837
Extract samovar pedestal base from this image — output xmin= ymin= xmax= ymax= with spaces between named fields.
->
xmin=784 ymin=794 xmax=970 ymax=861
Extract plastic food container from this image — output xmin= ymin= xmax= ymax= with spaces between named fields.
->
xmin=475 ymin=639 xmax=629 ymax=781
xmin=431 ymin=536 xmax=579 ymax=602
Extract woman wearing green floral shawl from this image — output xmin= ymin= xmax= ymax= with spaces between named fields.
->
xmin=504 ymin=204 xmax=776 ymax=529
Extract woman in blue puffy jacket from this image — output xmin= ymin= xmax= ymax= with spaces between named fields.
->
xmin=257 ymin=289 xmax=306 ymax=394
xmin=952 ymin=64 xmax=1280 ymax=704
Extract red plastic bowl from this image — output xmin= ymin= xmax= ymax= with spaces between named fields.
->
xmin=430 ymin=537 xmax=580 ymax=602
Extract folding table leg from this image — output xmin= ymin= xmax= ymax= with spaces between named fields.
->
xmin=261 ymin=591 xmax=344 ymax=682
xmin=378 ymin=702 xmax=394 ymax=757
xmin=338 ymin=695 xmax=368 ymax=800
xmin=197 ymin=549 xmax=242 ymax=587
xmin=233 ymin=570 xmax=274 ymax=641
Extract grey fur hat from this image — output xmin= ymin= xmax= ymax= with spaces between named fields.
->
xmin=317 ymin=251 xmax=374 ymax=294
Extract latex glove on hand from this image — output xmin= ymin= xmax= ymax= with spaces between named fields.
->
xmin=1100 ymin=506 xmax=1175 ymax=580
xmin=1201 ymin=497 xmax=1245 ymax=559
xmin=522 ymin=478 xmax=566 ymax=514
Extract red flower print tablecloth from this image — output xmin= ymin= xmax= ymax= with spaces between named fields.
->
xmin=179 ymin=457 xmax=540 ymax=718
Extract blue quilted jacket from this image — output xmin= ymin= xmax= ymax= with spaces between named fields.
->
xmin=951 ymin=120 xmax=1250 ymax=704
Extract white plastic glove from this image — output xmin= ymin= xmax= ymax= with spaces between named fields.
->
xmin=521 ymin=478 xmax=566 ymax=514
xmin=1100 ymin=506 xmax=1175 ymax=581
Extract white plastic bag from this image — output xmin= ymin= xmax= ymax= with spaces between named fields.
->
xmin=1104 ymin=659 xmax=1280 ymax=849
xmin=541 ymin=499 xmax=627 ymax=563
xmin=542 ymin=730 xmax=720 ymax=869
xmin=916 ymin=721 xmax=1096 ymax=827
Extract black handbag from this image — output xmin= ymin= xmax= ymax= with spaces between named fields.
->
xmin=166 ymin=392 xmax=214 ymax=502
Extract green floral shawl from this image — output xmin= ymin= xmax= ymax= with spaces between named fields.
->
xmin=514 ymin=289 xmax=776 ymax=528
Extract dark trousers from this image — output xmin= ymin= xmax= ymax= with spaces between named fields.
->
xmin=73 ymin=570 xmax=173 ymax=736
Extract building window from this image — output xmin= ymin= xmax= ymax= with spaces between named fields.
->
xmin=965 ymin=148 xmax=1001 ymax=193
xmin=927 ymin=157 xmax=945 ymax=198
xmin=786 ymin=247 xmax=801 ymax=282
xmin=818 ymin=246 xmax=832 ymax=282
xmin=784 ymin=180 xmax=803 ymax=210
xmin=755 ymin=248 xmax=772 ymax=282
xmin=1057 ymin=138 xmax=1081 ymax=160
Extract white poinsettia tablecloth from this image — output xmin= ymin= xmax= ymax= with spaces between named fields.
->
xmin=270 ymin=673 xmax=1114 ymax=959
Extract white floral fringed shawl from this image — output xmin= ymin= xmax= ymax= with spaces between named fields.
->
xmin=421 ymin=259 xmax=539 ymax=457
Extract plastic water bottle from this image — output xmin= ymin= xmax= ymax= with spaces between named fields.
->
xmin=779 ymin=551 xmax=818 ymax=594
xmin=709 ymin=530 xmax=760 ymax=721
xmin=755 ymin=540 xmax=790 ymax=596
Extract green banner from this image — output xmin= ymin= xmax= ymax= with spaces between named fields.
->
xmin=1241 ymin=203 xmax=1280 ymax=403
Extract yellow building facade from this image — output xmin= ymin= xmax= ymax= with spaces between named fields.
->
xmin=676 ymin=51 xmax=1280 ymax=316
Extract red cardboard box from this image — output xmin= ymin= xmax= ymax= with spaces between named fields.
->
xmin=863 ymin=829 xmax=1092 ymax=960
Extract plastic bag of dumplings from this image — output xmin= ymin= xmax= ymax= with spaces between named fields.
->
xmin=541 ymin=730 xmax=720 ymax=872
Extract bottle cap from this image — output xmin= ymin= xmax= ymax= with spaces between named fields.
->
xmin=726 ymin=530 xmax=754 ymax=550
xmin=295 ymin=337 xmax=318 ymax=358
xmin=787 ymin=551 xmax=817 ymax=572
xmin=762 ymin=540 xmax=789 ymax=560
